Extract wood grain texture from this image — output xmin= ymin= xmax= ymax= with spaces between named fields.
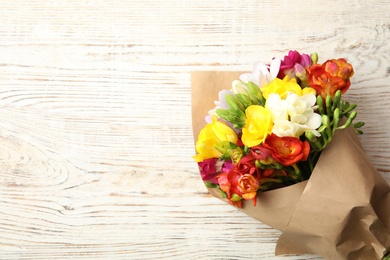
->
xmin=0 ymin=0 xmax=389 ymax=259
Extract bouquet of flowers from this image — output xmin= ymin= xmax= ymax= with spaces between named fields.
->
xmin=191 ymin=50 xmax=390 ymax=260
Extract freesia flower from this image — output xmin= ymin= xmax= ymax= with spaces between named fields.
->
xmin=261 ymin=76 xmax=315 ymax=99
xmin=198 ymin=159 xmax=234 ymax=184
xmin=221 ymin=160 xmax=234 ymax=173
xmin=242 ymin=105 xmax=273 ymax=147
xmin=198 ymin=158 xmax=222 ymax=184
xmin=278 ymin=50 xmax=313 ymax=79
xmin=239 ymin=58 xmax=281 ymax=88
xmin=235 ymin=153 xmax=258 ymax=175
xmin=237 ymin=174 xmax=260 ymax=200
xmin=193 ymin=116 xmax=238 ymax=162
xmin=306 ymin=58 xmax=354 ymax=99
xmin=231 ymin=80 xmax=249 ymax=94
xmin=251 ymin=145 xmax=276 ymax=165
xmin=263 ymin=134 xmax=310 ymax=166
xmin=217 ymin=154 xmax=260 ymax=206
xmin=266 ymin=92 xmax=322 ymax=138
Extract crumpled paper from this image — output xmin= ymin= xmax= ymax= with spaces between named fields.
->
xmin=191 ymin=71 xmax=390 ymax=260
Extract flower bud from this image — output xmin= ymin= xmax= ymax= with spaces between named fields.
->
xmin=353 ymin=121 xmax=365 ymax=128
xmin=294 ymin=63 xmax=307 ymax=81
xmin=316 ymin=95 xmax=325 ymax=114
xmin=247 ymin=81 xmax=263 ymax=104
xmin=326 ymin=95 xmax=333 ymax=115
xmin=226 ymin=94 xmax=244 ymax=111
xmin=305 ymin=130 xmax=318 ymax=143
xmin=230 ymin=147 xmax=244 ymax=165
xmin=332 ymin=108 xmax=341 ymax=131
xmin=232 ymin=80 xmax=248 ymax=94
xmin=332 ymin=90 xmax=342 ymax=110
xmin=338 ymin=111 xmax=357 ymax=129
xmin=236 ymin=93 xmax=252 ymax=108
xmin=311 ymin=53 xmax=318 ymax=64
xmin=322 ymin=114 xmax=330 ymax=126
xmin=231 ymin=193 xmax=242 ymax=202
xmin=333 ymin=107 xmax=341 ymax=119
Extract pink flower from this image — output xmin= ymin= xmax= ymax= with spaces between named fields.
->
xmin=278 ymin=50 xmax=312 ymax=80
xmin=221 ymin=160 xmax=234 ymax=173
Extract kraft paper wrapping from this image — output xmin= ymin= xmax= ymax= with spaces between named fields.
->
xmin=191 ymin=71 xmax=390 ymax=260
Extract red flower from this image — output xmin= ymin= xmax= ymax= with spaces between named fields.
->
xmin=217 ymin=154 xmax=261 ymax=207
xmin=235 ymin=154 xmax=258 ymax=175
xmin=263 ymin=134 xmax=310 ymax=166
xmin=306 ymin=58 xmax=354 ymax=98
xmin=251 ymin=145 xmax=276 ymax=165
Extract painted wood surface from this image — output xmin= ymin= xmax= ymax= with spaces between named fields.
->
xmin=0 ymin=1 xmax=389 ymax=259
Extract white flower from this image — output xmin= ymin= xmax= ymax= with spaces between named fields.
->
xmin=239 ymin=58 xmax=281 ymax=88
xmin=265 ymin=92 xmax=322 ymax=138
xmin=265 ymin=93 xmax=288 ymax=120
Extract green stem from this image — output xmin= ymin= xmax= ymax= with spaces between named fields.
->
xmin=308 ymin=151 xmax=321 ymax=172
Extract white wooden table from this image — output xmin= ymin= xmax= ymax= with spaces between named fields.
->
xmin=0 ymin=1 xmax=389 ymax=259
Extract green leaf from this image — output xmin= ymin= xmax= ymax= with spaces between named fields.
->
xmin=219 ymin=189 xmax=227 ymax=199
xmin=204 ymin=182 xmax=218 ymax=188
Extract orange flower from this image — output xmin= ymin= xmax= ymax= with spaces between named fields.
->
xmin=237 ymin=174 xmax=259 ymax=201
xmin=263 ymin=134 xmax=310 ymax=166
xmin=306 ymin=58 xmax=354 ymax=98
xmin=216 ymin=154 xmax=260 ymax=207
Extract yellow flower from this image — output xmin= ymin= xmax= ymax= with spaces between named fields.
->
xmin=242 ymin=105 xmax=273 ymax=147
xmin=261 ymin=76 xmax=303 ymax=99
xmin=193 ymin=116 xmax=238 ymax=162
xmin=302 ymin=87 xmax=316 ymax=95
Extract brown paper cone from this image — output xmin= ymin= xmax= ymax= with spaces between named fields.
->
xmin=191 ymin=71 xmax=390 ymax=260
xmin=275 ymin=126 xmax=390 ymax=260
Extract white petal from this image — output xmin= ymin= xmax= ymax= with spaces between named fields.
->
xmin=306 ymin=113 xmax=322 ymax=129
xmin=270 ymin=58 xmax=281 ymax=79
xmin=258 ymin=65 xmax=272 ymax=87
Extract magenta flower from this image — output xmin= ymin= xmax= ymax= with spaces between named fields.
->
xmin=221 ymin=160 xmax=234 ymax=173
xmin=199 ymin=159 xmax=233 ymax=184
xmin=278 ymin=50 xmax=312 ymax=80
